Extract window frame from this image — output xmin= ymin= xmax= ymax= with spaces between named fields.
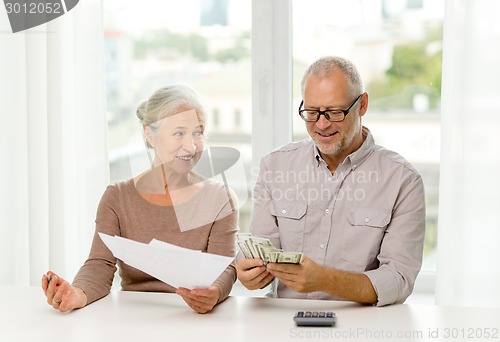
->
xmin=251 ymin=0 xmax=292 ymax=172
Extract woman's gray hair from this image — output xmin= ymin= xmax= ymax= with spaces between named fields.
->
xmin=136 ymin=84 xmax=205 ymax=129
xmin=300 ymin=56 xmax=364 ymax=98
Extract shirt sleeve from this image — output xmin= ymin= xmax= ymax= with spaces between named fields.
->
xmin=364 ymin=171 xmax=426 ymax=306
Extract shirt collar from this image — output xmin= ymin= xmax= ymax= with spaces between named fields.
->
xmin=314 ymin=146 xmax=324 ymax=168
xmin=314 ymin=126 xmax=375 ymax=170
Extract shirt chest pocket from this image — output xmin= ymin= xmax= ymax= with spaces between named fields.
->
xmin=269 ymin=200 xmax=307 ymax=252
xmin=341 ymin=207 xmax=391 ymax=267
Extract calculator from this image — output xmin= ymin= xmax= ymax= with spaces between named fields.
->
xmin=293 ymin=311 xmax=336 ymax=327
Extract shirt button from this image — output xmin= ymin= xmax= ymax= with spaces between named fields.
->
xmin=320 ymin=244 xmax=325 ymax=249
xmin=282 ymin=209 xmax=286 ymax=214
xmin=328 ymin=177 xmax=333 ymax=182
xmin=325 ymin=209 xmax=330 ymax=214
xmin=364 ymin=217 xmax=370 ymax=223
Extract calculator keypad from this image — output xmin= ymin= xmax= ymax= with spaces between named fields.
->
xmin=293 ymin=311 xmax=336 ymax=326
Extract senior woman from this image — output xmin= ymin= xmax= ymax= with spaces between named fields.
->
xmin=42 ymin=85 xmax=238 ymax=314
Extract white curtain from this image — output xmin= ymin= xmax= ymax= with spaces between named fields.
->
xmin=0 ymin=1 xmax=108 ymax=286
xmin=436 ymin=0 xmax=500 ymax=307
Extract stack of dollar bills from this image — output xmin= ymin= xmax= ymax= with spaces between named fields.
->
xmin=237 ymin=233 xmax=303 ymax=264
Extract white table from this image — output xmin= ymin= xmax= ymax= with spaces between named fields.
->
xmin=1 ymin=286 xmax=499 ymax=342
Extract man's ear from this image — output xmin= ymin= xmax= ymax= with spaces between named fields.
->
xmin=359 ymin=92 xmax=369 ymax=117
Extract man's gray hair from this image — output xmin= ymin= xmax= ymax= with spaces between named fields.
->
xmin=300 ymin=56 xmax=364 ymax=98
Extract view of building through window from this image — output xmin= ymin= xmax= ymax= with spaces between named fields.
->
xmin=104 ymin=0 xmax=442 ymax=272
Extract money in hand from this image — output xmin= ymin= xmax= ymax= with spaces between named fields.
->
xmin=236 ymin=233 xmax=303 ymax=264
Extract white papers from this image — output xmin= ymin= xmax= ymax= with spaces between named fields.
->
xmin=99 ymin=233 xmax=234 ymax=290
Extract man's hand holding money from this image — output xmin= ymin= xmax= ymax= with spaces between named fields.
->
xmin=235 ymin=258 xmax=274 ymax=290
xmin=266 ymin=255 xmax=325 ymax=293
xmin=235 ymin=233 xmax=305 ymax=291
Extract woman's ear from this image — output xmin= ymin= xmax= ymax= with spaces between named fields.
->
xmin=144 ymin=126 xmax=154 ymax=148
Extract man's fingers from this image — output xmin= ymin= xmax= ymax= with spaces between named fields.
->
xmin=243 ymin=265 xmax=268 ymax=281
xmin=267 ymin=263 xmax=300 ymax=275
xmin=252 ymin=268 xmax=273 ymax=284
xmin=258 ymin=273 xmax=275 ymax=289
xmin=267 ymin=264 xmax=302 ymax=283
xmin=236 ymin=258 xmax=265 ymax=272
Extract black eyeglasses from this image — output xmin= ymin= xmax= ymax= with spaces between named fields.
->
xmin=298 ymin=93 xmax=363 ymax=122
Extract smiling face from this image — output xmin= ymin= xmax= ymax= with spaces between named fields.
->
xmin=303 ymin=69 xmax=367 ymax=169
xmin=145 ymin=108 xmax=205 ymax=175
